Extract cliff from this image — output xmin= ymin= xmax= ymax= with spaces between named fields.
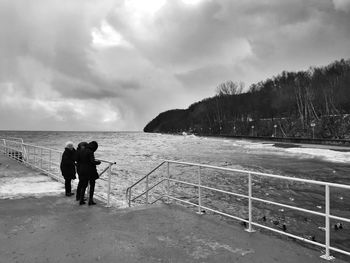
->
xmin=144 ymin=59 xmax=350 ymax=139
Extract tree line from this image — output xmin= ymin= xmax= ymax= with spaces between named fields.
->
xmin=144 ymin=59 xmax=350 ymax=139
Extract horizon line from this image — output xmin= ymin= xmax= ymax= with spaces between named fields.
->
xmin=0 ymin=130 xmax=143 ymax=133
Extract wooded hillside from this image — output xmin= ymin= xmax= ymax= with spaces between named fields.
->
xmin=144 ymin=59 xmax=350 ymax=139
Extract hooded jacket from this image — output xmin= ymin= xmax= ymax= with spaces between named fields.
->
xmin=78 ymin=141 xmax=101 ymax=180
xmin=75 ymin=141 xmax=88 ymax=177
xmin=60 ymin=148 xmax=77 ymax=180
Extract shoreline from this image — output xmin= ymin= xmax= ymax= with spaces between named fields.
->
xmin=202 ymin=134 xmax=350 ymax=146
xmin=173 ymin=132 xmax=350 ymax=152
xmin=271 ymin=142 xmax=350 ymax=152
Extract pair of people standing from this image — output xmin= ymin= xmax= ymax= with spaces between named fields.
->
xmin=76 ymin=141 xmax=101 ymax=205
xmin=60 ymin=141 xmax=101 ymax=205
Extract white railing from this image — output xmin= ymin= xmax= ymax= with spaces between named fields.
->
xmin=0 ymin=138 xmax=116 ymax=207
xmin=126 ymin=160 xmax=350 ymax=261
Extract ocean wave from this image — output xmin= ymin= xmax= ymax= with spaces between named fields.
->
xmin=242 ymin=142 xmax=275 ymax=149
xmin=232 ymin=140 xmax=350 ymax=163
xmin=284 ymin=147 xmax=350 ymax=163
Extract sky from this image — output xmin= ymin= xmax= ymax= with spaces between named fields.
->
xmin=0 ymin=0 xmax=350 ymax=131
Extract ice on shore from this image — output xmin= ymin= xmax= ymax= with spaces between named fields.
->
xmin=0 ymin=175 xmax=64 ymax=199
xmin=284 ymin=147 xmax=350 ymax=163
xmin=234 ymin=140 xmax=350 ymax=163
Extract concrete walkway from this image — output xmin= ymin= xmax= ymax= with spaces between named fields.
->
xmin=0 ymin=156 xmax=64 ymax=199
xmin=0 ymin=155 xmax=347 ymax=263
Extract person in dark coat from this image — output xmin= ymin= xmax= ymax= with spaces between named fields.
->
xmin=79 ymin=141 xmax=101 ymax=205
xmin=75 ymin=141 xmax=88 ymax=201
xmin=60 ymin=141 xmax=76 ymax=196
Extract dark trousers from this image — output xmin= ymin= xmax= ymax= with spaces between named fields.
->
xmin=76 ymin=180 xmax=83 ymax=200
xmin=64 ymin=178 xmax=72 ymax=194
xmin=80 ymin=178 xmax=96 ymax=202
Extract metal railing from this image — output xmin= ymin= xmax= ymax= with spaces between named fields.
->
xmin=126 ymin=160 xmax=350 ymax=260
xmin=0 ymin=138 xmax=116 ymax=207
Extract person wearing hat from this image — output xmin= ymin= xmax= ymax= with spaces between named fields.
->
xmin=78 ymin=141 xmax=101 ymax=205
xmin=75 ymin=141 xmax=88 ymax=201
xmin=60 ymin=141 xmax=77 ymax=196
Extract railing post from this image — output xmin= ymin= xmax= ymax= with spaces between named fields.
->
xmin=3 ymin=139 xmax=7 ymax=155
xmin=197 ymin=166 xmax=204 ymax=215
xmin=21 ymin=142 xmax=28 ymax=163
xmin=167 ymin=161 xmax=170 ymax=203
xmin=30 ymin=146 xmax=33 ymax=166
xmin=145 ymin=175 xmax=149 ymax=204
xmin=30 ymin=146 xmax=33 ymax=165
xmin=33 ymin=147 xmax=36 ymax=166
xmin=106 ymin=164 xmax=112 ymax=207
xmin=40 ymin=148 xmax=43 ymax=169
xmin=246 ymin=173 xmax=255 ymax=232
xmin=128 ymin=189 xmax=132 ymax=207
xmin=21 ymin=141 xmax=27 ymax=162
xmin=26 ymin=145 xmax=29 ymax=164
xmin=49 ymin=150 xmax=52 ymax=171
xmin=321 ymin=185 xmax=334 ymax=260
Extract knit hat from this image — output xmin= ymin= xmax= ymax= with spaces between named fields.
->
xmin=65 ymin=141 xmax=74 ymax=149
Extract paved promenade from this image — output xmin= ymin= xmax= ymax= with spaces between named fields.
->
xmin=0 ymin=154 xmax=347 ymax=263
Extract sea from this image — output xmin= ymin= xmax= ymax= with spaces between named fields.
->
xmin=1 ymin=130 xmax=349 ymax=254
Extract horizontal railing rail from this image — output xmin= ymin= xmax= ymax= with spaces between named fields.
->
xmin=0 ymin=137 xmax=24 ymax=142
xmin=165 ymin=160 xmax=350 ymax=189
xmin=126 ymin=159 xmax=350 ymax=260
xmin=130 ymin=178 xmax=167 ymax=204
xmin=0 ymin=138 xmax=117 ymax=207
xmin=125 ymin=161 xmax=166 ymax=206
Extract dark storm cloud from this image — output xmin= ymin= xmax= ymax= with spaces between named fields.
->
xmin=110 ymin=0 xmax=348 ymax=68
xmin=175 ymin=64 xmax=245 ymax=93
xmin=51 ymin=76 xmax=118 ymax=100
xmin=0 ymin=0 xmax=349 ymax=131
xmin=157 ymin=0 xmax=349 ymax=88
xmin=0 ymin=0 xmax=120 ymax=99
xmin=52 ymin=74 xmax=141 ymax=100
xmin=110 ymin=1 xmax=238 ymax=68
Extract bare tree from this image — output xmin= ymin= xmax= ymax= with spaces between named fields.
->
xmin=216 ymin=80 xmax=245 ymax=96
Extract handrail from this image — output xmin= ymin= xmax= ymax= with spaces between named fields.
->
xmin=127 ymin=161 xmax=166 ymax=190
xmin=126 ymin=159 xmax=350 ymax=260
xmin=1 ymin=139 xmax=62 ymax=155
xmin=22 ymin=142 xmax=62 ymax=153
xmin=0 ymin=137 xmax=24 ymax=143
xmin=0 ymin=139 xmax=117 ymax=207
xmin=130 ymin=178 xmax=167 ymax=203
xmin=97 ymin=160 xmax=116 ymax=178
xmin=96 ymin=159 xmax=117 ymax=165
xmin=125 ymin=161 xmax=166 ymax=202
xmin=1 ymin=138 xmax=28 ymax=161
xmin=164 ymin=159 xmax=350 ymax=189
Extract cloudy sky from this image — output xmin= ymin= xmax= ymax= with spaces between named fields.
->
xmin=0 ymin=0 xmax=349 ymax=131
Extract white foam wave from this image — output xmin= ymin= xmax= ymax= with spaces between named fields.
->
xmin=285 ymin=148 xmax=350 ymax=163
xmin=229 ymin=139 xmax=350 ymax=163
xmin=243 ymin=143 xmax=275 ymax=149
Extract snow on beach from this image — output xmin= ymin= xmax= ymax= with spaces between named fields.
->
xmin=232 ymin=140 xmax=350 ymax=163
xmin=0 ymin=175 xmax=64 ymax=199
xmin=284 ymin=147 xmax=350 ymax=163
xmin=0 ymin=154 xmax=64 ymax=199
